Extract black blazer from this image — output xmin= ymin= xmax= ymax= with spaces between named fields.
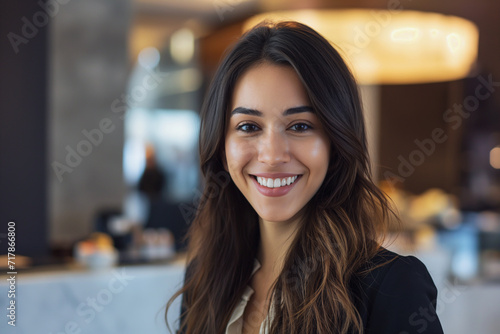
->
xmin=350 ymin=248 xmax=444 ymax=333
xmin=177 ymin=247 xmax=444 ymax=333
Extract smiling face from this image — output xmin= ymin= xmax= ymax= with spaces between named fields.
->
xmin=224 ymin=62 xmax=330 ymax=224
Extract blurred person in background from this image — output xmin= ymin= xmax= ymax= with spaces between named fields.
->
xmin=138 ymin=144 xmax=166 ymax=201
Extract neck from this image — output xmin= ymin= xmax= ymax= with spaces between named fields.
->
xmin=256 ymin=213 xmax=303 ymax=279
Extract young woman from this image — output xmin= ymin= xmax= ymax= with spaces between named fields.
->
xmin=166 ymin=21 xmax=444 ymax=334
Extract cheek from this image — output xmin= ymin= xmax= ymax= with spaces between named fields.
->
xmin=225 ymin=137 xmax=255 ymax=173
xmin=303 ymin=136 xmax=330 ymax=176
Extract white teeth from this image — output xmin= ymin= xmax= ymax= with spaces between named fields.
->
xmin=256 ymin=175 xmax=299 ymax=188
xmin=266 ymin=178 xmax=273 ymax=188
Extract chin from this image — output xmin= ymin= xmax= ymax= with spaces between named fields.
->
xmin=255 ymin=207 xmax=303 ymax=224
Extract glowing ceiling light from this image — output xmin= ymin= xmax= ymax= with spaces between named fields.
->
xmin=244 ymin=9 xmax=479 ymax=84
xmin=446 ymin=33 xmax=462 ymax=53
xmin=170 ymin=28 xmax=195 ymax=65
xmin=391 ymin=27 xmax=419 ymax=42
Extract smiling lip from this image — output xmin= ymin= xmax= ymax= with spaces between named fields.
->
xmin=250 ymin=174 xmax=302 ymax=197
xmin=252 ymin=173 xmax=299 ymax=178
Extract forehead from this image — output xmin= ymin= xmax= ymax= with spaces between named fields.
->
xmin=231 ymin=62 xmax=310 ymax=112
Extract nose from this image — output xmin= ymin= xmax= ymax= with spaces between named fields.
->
xmin=257 ymin=129 xmax=290 ymax=166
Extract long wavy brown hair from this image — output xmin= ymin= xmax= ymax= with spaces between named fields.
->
xmin=166 ymin=21 xmax=399 ymax=334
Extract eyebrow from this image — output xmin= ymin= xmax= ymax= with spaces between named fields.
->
xmin=230 ymin=105 xmax=314 ymax=117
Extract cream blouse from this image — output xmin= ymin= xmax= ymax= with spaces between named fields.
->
xmin=225 ymin=259 xmax=275 ymax=334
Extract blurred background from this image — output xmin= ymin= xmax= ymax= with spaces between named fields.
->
xmin=1 ymin=0 xmax=500 ymax=333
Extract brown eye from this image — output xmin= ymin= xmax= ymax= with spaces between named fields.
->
xmin=236 ymin=123 xmax=260 ymax=133
xmin=290 ymin=123 xmax=312 ymax=132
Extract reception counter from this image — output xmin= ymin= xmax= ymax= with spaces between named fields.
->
xmin=1 ymin=252 xmax=500 ymax=334
xmin=0 ymin=260 xmax=185 ymax=334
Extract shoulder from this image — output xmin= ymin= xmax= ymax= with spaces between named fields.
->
xmin=356 ymin=247 xmax=432 ymax=289
xmin=351 ymin=247 xmax=444 ymax=333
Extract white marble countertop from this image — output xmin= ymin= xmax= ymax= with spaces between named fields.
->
xmin=0 ymin=261 xmax=186 ymax=334
xmin=1 ymin=251 xmax=500 ymax=334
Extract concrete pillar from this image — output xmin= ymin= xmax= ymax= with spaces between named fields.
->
xmin=49 ymin=0 xmax=131 ymax=244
